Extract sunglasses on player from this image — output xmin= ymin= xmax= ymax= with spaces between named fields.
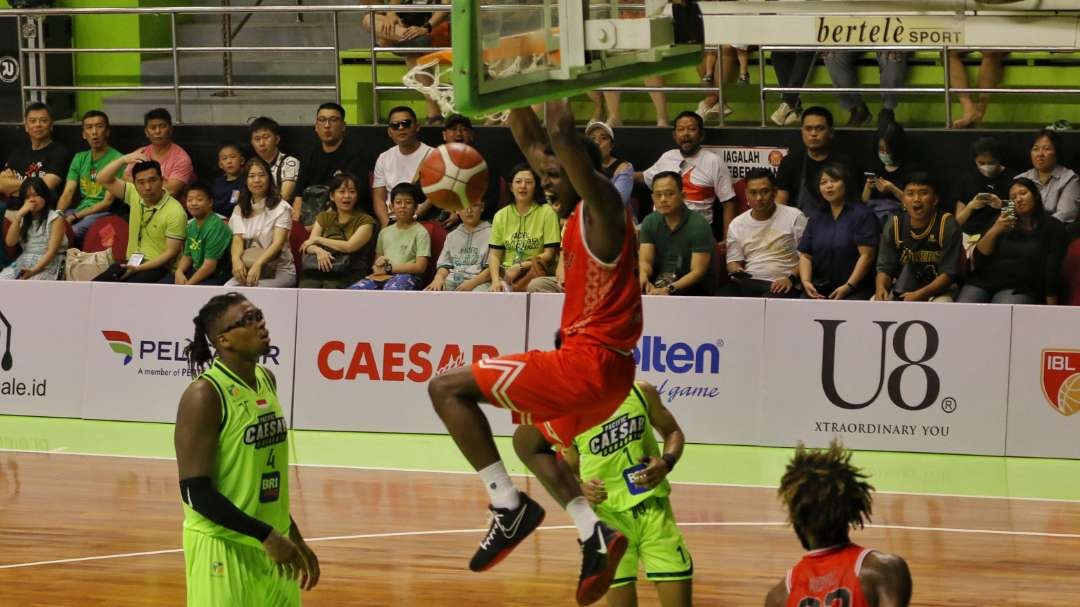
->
xmin=389 ymin=119 xmax=414 ymax=130
xmin=218 ymin=308 xmax=265 ymax=335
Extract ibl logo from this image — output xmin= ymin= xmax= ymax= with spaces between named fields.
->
xmin=818 ymin=319 xmax=941 ymax=411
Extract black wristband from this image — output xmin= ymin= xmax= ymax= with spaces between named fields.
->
xmin=180 ymin=476 xmax=274 ymax=542
xmin=661 ymin=453 xmax=677 ymax=473
xmin=423 ymin=21 xmax=433 ymax=32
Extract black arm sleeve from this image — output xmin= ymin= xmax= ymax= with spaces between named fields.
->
xmin=179 ymin=476 xmax=274 ymax=542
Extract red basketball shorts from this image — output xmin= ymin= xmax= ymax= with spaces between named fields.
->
xmin=471 ymin=342 xmax=636 ymax=447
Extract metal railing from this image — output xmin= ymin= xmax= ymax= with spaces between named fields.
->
xmin=4 ymin=4 xmax=1080 ymax=126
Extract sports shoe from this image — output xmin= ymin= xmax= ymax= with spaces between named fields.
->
xmin=575 ymin=522 xmax=628 ymax=605
xmin=468 ymin=492 xmax=546 ymax=572
xmin=846 ymin=104 xmax=872 ymax=127
xmin=694 ymin=100 xmax=735 ymax=125
xmin=771 ymin=101 xmax=799 ymax=126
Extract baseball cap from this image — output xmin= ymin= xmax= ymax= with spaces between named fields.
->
xmin=585 ymin=121 xmax=614 ymax=141
xmin=444 ymin=114 xmax=473 ymax=130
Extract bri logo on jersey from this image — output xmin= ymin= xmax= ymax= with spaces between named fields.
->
xmin=588 ymin=413 xmax=647 ymax=456
xmin=243 ymin=413 xmax=287 ymax=449
xmin=632 ymin=336 xmax=721 ymax=374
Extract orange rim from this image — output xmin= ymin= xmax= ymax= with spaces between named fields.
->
xmin=482 ymin=29 xmax=558 ymax=63
xmin=418 ymin=49 xmax=454 ymax=66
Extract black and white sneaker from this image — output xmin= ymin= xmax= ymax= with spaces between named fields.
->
xmin=575 ymin=521 xmax=628 ymax=605
xmin=468 ymin=492 xmax=546 ymax=572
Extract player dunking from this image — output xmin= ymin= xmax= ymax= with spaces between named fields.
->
xmin=175 ymin=293 xmax=319 ymax=606
xmin=766 ymin=441 xmax=913 ymax=607
xmin=428 ymin=100 xmax=643 ymax=606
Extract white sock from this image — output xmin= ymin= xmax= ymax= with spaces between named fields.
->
xmin=566 ymin=496 xmax=600 ymax=542
xmin=479 ymin=461 xmax=520 ymax=510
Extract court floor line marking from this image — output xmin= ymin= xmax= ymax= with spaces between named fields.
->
xmin=4 ymin=448 xmax=1080 ymax=505
xmin=2 ymin=521 xmax=1079 ymax=571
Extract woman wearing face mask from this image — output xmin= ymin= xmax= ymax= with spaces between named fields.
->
xmin=958 ymin=177 xmax=1067 ymax=305
xmin=1017 ymin=129 xmax=1079 ymax=224
xmin=861 ymin=120 xmax=917 ymax=220
xmin=955 ymin=137 xmax=1017 ymax=237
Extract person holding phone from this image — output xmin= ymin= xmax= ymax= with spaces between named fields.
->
xmin=562 ymin=379 xmax=692 ymax=607
xmin=955 ymin=137 xmax=1016 ymax=235
xmin=94 ymin=151 xmax=186 ymax=283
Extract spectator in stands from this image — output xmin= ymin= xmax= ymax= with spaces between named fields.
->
xmin=373 ymin=106 xmax=434 ymax=227
xmin=124 ymin=108 xmax=195 ymax=196
xmin=0 ymin=103 xmax=69 ymax=210
xmin=798 ymin=162 xmax=878 ymax=300
xmin=488 ymin=164 xmax=561 ymax=292
xmin=1018 ymin=129 xmax=1079 ymax=224
xmin=362 ymin=0 xmax=449 ymax=124
xmin=250 ymin=116 xmax=300 ymax=204
xmin=0 ymin=178 xmax=67 ymax=281
xmin=227 ymin=157 xmax=296 ymax=288
xmin=955 ymin=137 xmax=1016 ymax=236
xmin=873 ymin=173 xmax=961 ymax=302
xmin=294 ymin=102 xmax=369 ymax=226
xmin=726 ymin=168 xmax=806 ymax=298
xmin=587 ymin=76 xmax=670 ymax=127
xmin=776 ymin=106 xmax=856 ymax=214
xmin=861 ymin=119 xmax=915 ymax=222
xmin=299 ymin=172 xmax=377 ymax=289
xmin=639 ymin=171 xmax=715 ymax=296
xmin=424 ymin=197 xmax=491 ymax=292
xmin=769 ymin=51 xmax=815 ymax=126
xmin=958 ymin=177 xmax=1067 ymax=305
xmin=948 ymin=51 xmax=1006 ymax=129
xmin=168 ymin=182 xmax=232 ymax=286
xmin=212 ymin=142 xmax=245 ymax=218
xmin=638 ymin=111 xmax=736 ymax=238
xmin=95 ymin=152 xmax=186 ymax=283
xmin=822 ymin=51 xmax=909 ymax=127
xmin=695 ymin=45 xmax=747 ymax=122
xmin=585 ymin=121 xmax=634 ymax=213
xmin=57 ymin=110 xmax=121 ymax=243
xmin=351 ymin=182 xmax=431 ymax=290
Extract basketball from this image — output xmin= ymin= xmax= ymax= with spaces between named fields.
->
xmin=1057 ymin=374 xmax=1080 ymax=416
xmin=419 ymin=143 xmax=489 ymax=212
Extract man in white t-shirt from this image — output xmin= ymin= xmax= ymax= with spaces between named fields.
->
xmin=250 ymin=116 xmax=300 ymax=203
xmin=372 ymin=106 xmax=433 ymax=227
xmin=726 ymin=168 xmax=807 ymax=298
xmin=637 ymin=110 xmax=736 ymax=238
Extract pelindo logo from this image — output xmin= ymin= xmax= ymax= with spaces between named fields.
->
xmin=102 ymin=331 xmax=134 ymax=365
xmin=317 ymin=341 xmax=500 ymax=382
xmin=632 ymin=336 xmax=721 ymax=374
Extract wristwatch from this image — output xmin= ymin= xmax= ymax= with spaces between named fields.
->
xmin=422 ymin=21 xmax=433 ymax=32
xmin=666 ymin=283 xmax=678 ymax=295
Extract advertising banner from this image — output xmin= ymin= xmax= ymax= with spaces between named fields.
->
xmin=705 ymin=145 xmax=788 ymax=181
xmin=81 ymin=283 xmax=298 ymax=423
xmin=761 ymin=299 xmax=1011 ymax=455
xmin=1006 ymin=305 xmax=1080 ymax=458
xmin=292 ymin=290 xmax=527 ymax=434
xmin=0 ymin=281 xmax=91 ymax=418
xmin=526 ymin=294 xmax=766 ymax=445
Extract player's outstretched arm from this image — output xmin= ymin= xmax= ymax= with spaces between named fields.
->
xmin=507 ymin=107 xmax=549 ymax=178
xmin=544 ymin=100 xmax=626 ymax=262
xmin=861 ymin=552 xmax=913 ymax=607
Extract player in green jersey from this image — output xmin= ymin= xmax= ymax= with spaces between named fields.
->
xmin=563 ymin=380 xmax=692 ymax=607
xmin=176 ymin=292 xmax=319 ymax=606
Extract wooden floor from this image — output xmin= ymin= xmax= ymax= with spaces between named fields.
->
xmin=0 ymin=451 xmax=1077 ymax=606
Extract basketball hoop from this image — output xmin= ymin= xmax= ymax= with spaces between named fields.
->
xmin=402 ymin=30 xmax=561 ymax=121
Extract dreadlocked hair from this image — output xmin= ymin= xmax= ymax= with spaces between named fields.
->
xmin=184 ymin=292 xmax=248 ymax=377
xmin=778 ymin=440 xmax=874 ymax=548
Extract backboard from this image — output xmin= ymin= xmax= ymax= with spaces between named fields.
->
xmin=447 ymin=0 xmax=703 ymax=117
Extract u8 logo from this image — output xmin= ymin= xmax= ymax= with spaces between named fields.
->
xmin=817 ymin=319 xmax=940 ymax=411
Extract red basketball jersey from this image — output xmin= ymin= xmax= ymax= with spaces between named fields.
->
xmin=786 ymin=544 xmax=874 ymax=607
xmin=559 ymin=202 xmax=643 ymax=352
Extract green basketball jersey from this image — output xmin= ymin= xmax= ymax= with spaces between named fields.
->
xmin=573 ymin=383 xmax=671 ymax=516
xmin=182 ymin=358 xmax=291 ymax=549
